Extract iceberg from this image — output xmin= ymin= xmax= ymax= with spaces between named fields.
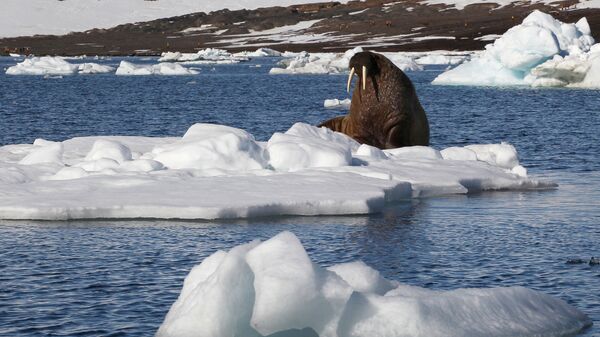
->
xmin=270 ymin=47 xmax=422 ymax=75
xmin=157 ymin=231 xmax=591 ymax=337
xmin=433 ymin=11 xmax=598 ymax=87
xmin=324 ymin=98 xmax=351 ymax=109
xmin=5 ymin=56 xmax=114 ymax=75
xmin=0 ymin=123 xmax=553 ymax=220
xmin=115 ymin=61 xmax=199 ymax=75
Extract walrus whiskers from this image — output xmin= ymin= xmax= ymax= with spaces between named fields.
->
xmin=347 ymin=67 xmax=356 ymax=93
xmin=362 ymin=66 xmax=367 ymax=90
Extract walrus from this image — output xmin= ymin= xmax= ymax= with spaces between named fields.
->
xmin=319 ymin=51 xmax=430 ymax=149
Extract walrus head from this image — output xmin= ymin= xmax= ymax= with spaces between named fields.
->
xmin=347 ymin=52 xmax=381 ymax=95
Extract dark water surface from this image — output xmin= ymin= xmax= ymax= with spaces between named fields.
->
xmin=0 ymin=56 xmax=599 ymax=336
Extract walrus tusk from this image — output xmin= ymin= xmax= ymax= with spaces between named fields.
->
xmin=362 ymin=66 xmax=367 ymax=91
xmin=347 ymin=67 xmax=355 ymax=93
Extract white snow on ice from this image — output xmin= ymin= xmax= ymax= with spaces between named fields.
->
xmin=5 ymin=56 xmax=114 ymax=76
xmin=0 ymin=123 xmax=553 ymax=220
xmin=156 ymin=231 xmax=591 ymax=337
xmin=433 ymin=11 xmax=600 ymax=88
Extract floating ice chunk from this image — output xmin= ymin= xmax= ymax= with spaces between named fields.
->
xmin=415 ymin=54 xmax=469 ymax=65
xmin=6 ymin=56 xmax=79 ymax=75
xmin=115 ymin=61 xmax=199 ymax=75
xmin=158 ymin=231 xmax=591 ymax=337
xmin=84 ymin=139 xmax=132 ymax=164
xmin=153 ymin=123 xmax=268 ymax=171
xmin=159 ymin=48 xmax=249 ymax=63
xmin=77 ymin=63 xmax=114 ymax=74
xmin=267 ymin=123 xmax=358 ymax=171
xmin=18 ymin=141 xmax=64 ymax=166
xmin=433 ymin=11 xmax=596 ymax=87
xmin=324 ymin=98 xmax=351 ymax=109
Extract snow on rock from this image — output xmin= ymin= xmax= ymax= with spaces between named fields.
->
xmin=0 ymin=123 xmax=554 ymax=220
xmin=324 ymin=98 xmax=351 ymax=109
xmin=158 ymin=48 xmax=249 ymax=64
xmin=115 ymin=61 xmax=199 ymax=75
xmin=270 ymin=48 xmax=423 ymax=75
xmin=433 ymin=11 xmax=597 ymax=87
xmin=157 ymin=231 xmax=592 ymax=337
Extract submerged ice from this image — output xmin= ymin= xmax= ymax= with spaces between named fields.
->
xmin=433 ymin=11 xmax=600 ymax=88
xmin=0 ymin=123 xmax=552 ymax=220
xmin=157 ymin=231 xmax=591 ymax=337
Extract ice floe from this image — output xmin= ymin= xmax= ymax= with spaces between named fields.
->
xmin=5 ymin=56 xmax=113 ymax=75
xmin=324 ymin=98 xmax=351 ymax=109
xmin=0 ymin=123 xmax=553 ymax=220
xmin=233 ymin=48 xmax=282 ymax=58
xmin=115 ymin=60 xmax=199 ymax=75
xmin=270 ymin=47 xmax=423 ymax=75
xmin=157 ymin=231 xmax=591 ymax=337
xmin=433 ymin=11 xmax=599 ymax=88
xmin=158 ymin=48 xmax=250 ymax=64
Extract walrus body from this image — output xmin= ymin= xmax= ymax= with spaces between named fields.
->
xmin=319 ymin=51 xmax=429 ymax=149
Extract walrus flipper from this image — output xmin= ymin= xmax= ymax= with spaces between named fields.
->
xmin=318 ymin=116 xmax=347 ymax=133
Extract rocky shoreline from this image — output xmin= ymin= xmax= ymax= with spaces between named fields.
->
xmin=2 ymin=0 xmax=600 ymax=56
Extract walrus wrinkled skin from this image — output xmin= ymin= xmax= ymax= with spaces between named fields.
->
xmin=319 ymin=51 xmax=430 ymax=149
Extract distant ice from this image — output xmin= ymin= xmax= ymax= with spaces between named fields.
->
xmin=157 ymin=231 xmax=591 ymax=337
xmin=115 ymin=61 xmax=199 ymax=75
xmin=433 ymin=11 xmax=599 ymax=88
xmin=233 ymin=48 xmax=282 ymax=58
xmin=324 ymin=98 xmax=351 ymax=109
xmin=5 ymin=56 xmax=113 ymax=75
xmin=270 ymin=47 xmax=423 ymax=75
xmin=0 ymin=123 xmax=553 ymax=220
xmin=158 ymin=48 xmax=250 ymax=64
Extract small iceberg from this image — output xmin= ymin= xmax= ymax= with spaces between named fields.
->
xmin=158 ymin=48 xmax=250 ymax=64
xmin=324 ymin=98 xmax=351 ymax=109
xmin=432 ymin=11 xmax=598 ymax=88
xmin=157 ymin=231 xmax=592 ymax=337
xmin=5 ymin=56 xmax=113 ymax=75
xmin=115 ymin=61 xmax=199 ymax=75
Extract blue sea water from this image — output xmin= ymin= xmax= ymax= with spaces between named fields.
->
xmin=0 ymin=56 xmax=599 ymax=336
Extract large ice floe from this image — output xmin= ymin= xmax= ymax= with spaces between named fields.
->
xmin=115 ymin=60 xmax=199 ymax=75
xmin=5 ymin=56 xmax=114 ymax=75
xmin=270 ymin=47 xmax=423 ymax=75
xmin=433 ymin=10 xmax=600 ymax=88
xmin=157 ymin=231 xmax=591 ymax=337
xmin=0 ymin=123 xmax=553 ymax=220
